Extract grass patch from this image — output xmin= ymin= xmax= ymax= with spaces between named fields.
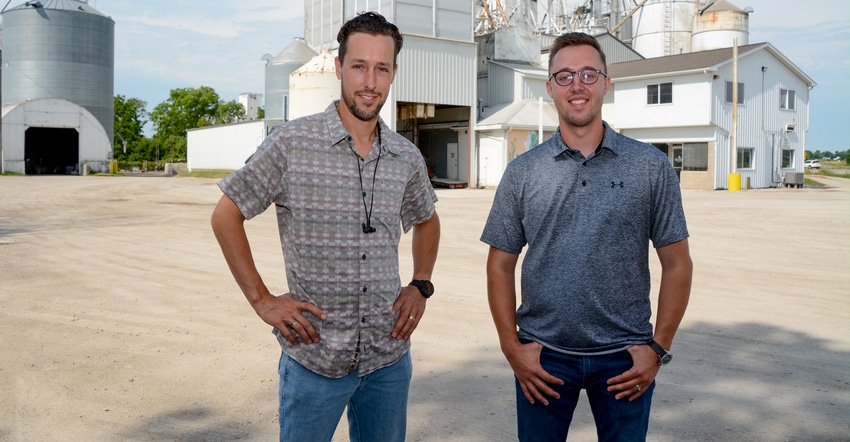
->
xmin=804 ymin=177 xmax=827 ymax=187
xmin=177 ymin=170 xmax=234 ymax=179
xmin=818 ymin=168 xmax=850 ymax=179
xmin=1 ymin=172 xmax=25 ymax=176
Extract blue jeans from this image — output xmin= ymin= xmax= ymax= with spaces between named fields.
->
xmin=517 ymin=347 xmax=654 ymax=442
xmin=277 ymin=351 xmax=412 ymax=442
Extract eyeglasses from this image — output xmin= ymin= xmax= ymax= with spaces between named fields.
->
xmin=549 ymin=69 xmax=607 ymax=87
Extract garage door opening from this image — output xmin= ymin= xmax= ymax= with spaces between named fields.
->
xmin=25 ymin=128 xmax=80 ymax=175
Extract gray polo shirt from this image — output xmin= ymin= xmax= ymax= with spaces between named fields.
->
xmin=480 ymin=122 xmax=688 ymax=354
xmin=220 ymin=101 xmax=437 ymax=378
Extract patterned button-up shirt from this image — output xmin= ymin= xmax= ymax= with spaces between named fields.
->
xmin=219 ymin=101 xmax=437 ymax=378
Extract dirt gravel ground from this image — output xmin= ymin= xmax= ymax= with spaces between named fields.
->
xmin=0 ymin=175 xmax=848 ymax=441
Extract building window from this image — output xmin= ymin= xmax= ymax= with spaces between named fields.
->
xmin=782 ymin=149 xmax=794 ymax=168
xmin=780 ymin=89 xmax=796 ymax=110
xmin=647 ymin=82 xmax=673 ymax=105
xmin=737 ymin=147 xmax=754 ymax=169
xmin=683 ymin=142 xmax=708 ymax=171
xmin=725 ymin=81 xmax=745 ymax=104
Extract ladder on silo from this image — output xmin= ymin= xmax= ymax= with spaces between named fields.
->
xmin=663 ymin=2 xmax=672 ymax=56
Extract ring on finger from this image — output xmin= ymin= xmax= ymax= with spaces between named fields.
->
xmin=635 ymin=384 xmax=641 ymax=391
xmin=289 ymin=320 xmax=297 ymax=328
xmin=408 ymin=315 xmax=416 ymax=321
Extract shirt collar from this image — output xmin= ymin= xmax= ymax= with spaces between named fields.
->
xmin=324 ymin=100 xmax=400 ymax=156
xmin=550 ymin=121 xmax=622 ymax=159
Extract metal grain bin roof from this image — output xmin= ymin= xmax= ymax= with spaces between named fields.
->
xmin=5 ymin=0 xmax=110 ymax=17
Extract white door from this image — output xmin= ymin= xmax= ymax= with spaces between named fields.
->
xmin=446 ymin=142 xmax=458 ymax=180
xmin=479 ymin=135 xmax=504 ymax=187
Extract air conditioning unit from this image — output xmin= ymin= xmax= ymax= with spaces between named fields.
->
xmin=784 ymin=123 xmax=795 ymax=132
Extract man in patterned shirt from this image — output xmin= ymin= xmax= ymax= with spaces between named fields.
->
xmin=211 ymin=12 xmax=440 ymax=442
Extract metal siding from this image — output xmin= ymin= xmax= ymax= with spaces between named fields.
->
xmin=523 ymin=78 xmax=549 ymax=101
xmin=187 ymin=121 xmax=268 ymax=171
xmin=396 ymin=0 xmax=432 ymax=36
xmin=611 ymin=73 xmax=711 ymax=129
xmin=393 ymin=0 xmax=472 ymax=40
xmin=488 ymin=63 xmax=515 ymax=106
xmin=394 ymin=35 xmax=476 ymax=106
xmin=2 ymin=7 xmax=114 ymax=142
xmin=2 ymin=98 xmax=111 ymax=174
xmin=711 ymin=47 xmax=810 ymax=187
xmin=435 ymin=0 xmax=472 ymax=41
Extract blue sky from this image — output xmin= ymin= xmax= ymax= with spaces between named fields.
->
xmin=17 ymin=0 xmax=848 ymax=151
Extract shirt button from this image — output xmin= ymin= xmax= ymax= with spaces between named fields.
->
xmin=361 ymin=317 xmax=367 ymax=323
xmin=362 ymin=286 xmax=368 ymax=293
xmin=582 ymin=180 xmax=587 ymax=186
xmin=361 ymin=254 xmax=367 ymax=260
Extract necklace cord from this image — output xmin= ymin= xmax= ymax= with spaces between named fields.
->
xmin=348 ymin=126 xmax=381 ymax=233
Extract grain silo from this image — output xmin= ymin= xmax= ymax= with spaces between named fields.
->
xmin=1 ymin=0 xmax=114 ymax=174
xmin=263 ymin=38 xmax=316 ymax=121
xmin=631 ymin=0 xmax=697 ymax=58
xmin=288 ymin=50 xmax=339 ymax=121
xmin=692 ymin=0 xmax=750 ymax=52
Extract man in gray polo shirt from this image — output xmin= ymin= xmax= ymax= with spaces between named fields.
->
xmin=481 ymin=32 xmax=692 ymax=441
xmin=211 ymin=12 xmax=440 ymax=442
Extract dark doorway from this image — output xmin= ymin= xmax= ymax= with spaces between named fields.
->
xmin=25 ymin=127 xmax=79 ymax=175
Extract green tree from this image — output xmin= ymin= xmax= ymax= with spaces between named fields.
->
xmin=257 ymin=106 xmax=265 ymax=119
xmin=149 ymin=86 xmax=245 ymax=160
xmin=113 ymin=95 xmax=149 ymax=161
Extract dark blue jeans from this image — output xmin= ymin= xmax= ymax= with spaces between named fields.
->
xmin=517 ymin=346 xmax=654 ymax=442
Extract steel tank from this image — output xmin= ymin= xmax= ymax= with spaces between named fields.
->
xmin=631 ymin=0 xmax=697 ymax=58
xmin=1 ymin=0 xmax=115 ymax=141
xmin=263 ymin=38 xmax=316 ymax=121
xmin=693 ymin=0 xmax=749 ymax=52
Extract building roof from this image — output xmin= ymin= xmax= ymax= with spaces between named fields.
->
xmin=5 ymin=0 xmax=109 ymax=17
xmin=477 ymin=98 xmax=559 ymax=131
xmin=488 ymin=60 xmax=548 ymax=79
xmin=266 ymin=38 xmax=316 ymax=66
xmin=703 ymin=0 xmax=745 ymax=13
xmin=607 ymin=42 xmax=816 ymax=87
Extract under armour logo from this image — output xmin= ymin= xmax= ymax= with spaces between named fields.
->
xmin=611 ymin=181 xmax=624 ymax=188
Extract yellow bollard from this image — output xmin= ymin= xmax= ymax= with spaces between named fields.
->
xmin=728 ymin=173 xmax=741 ymax=191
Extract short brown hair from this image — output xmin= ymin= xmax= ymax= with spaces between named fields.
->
xmin=548 ymin=32 xmax=607 ymax=74
xmin=337 ymin=12 xmax=404 ymax=65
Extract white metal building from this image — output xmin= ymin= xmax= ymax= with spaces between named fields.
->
xmin=190 ymin=1 xmax=478 ymax=187
xmin=187 ymin=119 xmax=281 ymax=171
xmin=1 ymin=0 xmax=114 ymax=175
xmin=2 ymin=98 xmax=112 ymax=174
xmin=604 ymin=43 xmax=815 ymax=190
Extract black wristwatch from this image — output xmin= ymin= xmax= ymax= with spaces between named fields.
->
xmin=648 ymin=339 xmax=673 ymax=366
xmin=408 ymin=280 xmax=434 ymax=299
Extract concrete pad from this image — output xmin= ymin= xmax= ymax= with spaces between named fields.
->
xmin=0 ymin=175 xmax=847 ymax=441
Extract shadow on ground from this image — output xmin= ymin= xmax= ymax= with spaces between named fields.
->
xmin=115 ymin=321 xmax=849 ymax=441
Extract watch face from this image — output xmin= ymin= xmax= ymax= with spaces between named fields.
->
xmin=411 ymin=280 xmax=434 ymax=297
xmin=660 ymin=353 xmax=673 ymax=365
xmin=420 ymin=280 xmax=434 ymax=296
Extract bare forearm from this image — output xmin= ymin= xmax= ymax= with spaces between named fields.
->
xmin=411 ymin=212 xmax=440 ymax=280
xmin=210 ymin=195 xmax=271 ymax=306
xmin=486 ymin=247 xmax=521 ymax=350
xmin=653 ymin=239 xmax=693 ymax=349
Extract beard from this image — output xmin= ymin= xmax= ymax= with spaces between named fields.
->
xmin=563 ymin=109 xmax=598 ymax=128
xmin=340 ymin=79 xmax=385 ymax=122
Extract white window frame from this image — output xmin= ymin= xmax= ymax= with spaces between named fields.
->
xmin=737 ymin=147 xmax=754 ymax=169
xmin=647 ymin=82 xmax=673 ymax=105
xmin=780 ymin=89 xmax=796 ymax=110
xmin=725 ymin=81 xmax=745 ymax=104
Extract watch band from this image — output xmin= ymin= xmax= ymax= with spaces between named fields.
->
xmin=409 ymin=279 xmax=434 ymax=299
xmin=648 ymin=339 xmax=673 ymax=365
